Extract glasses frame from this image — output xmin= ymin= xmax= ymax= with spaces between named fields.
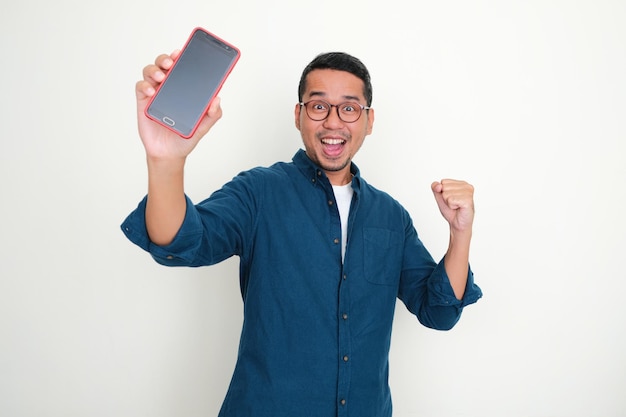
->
xmin=299 ymin=100 xmax=371 ymax=123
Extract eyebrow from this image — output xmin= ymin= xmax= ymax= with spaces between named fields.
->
xmin=307 ymin=91 xmax=363 ymax=102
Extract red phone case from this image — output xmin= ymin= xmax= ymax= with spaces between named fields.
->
xmin=144 ymin=27 xmax=241 ymax=138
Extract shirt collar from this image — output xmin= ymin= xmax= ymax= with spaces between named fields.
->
xmin=292 ymin=149 xmax=362 ymax=191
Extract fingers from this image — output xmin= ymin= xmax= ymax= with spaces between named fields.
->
xmin=432 ymin=179 xmax=474 ymax=209
xmin=136 ymin=51 xmax=179 ymax=100
xmin=135 ymin=80 xmax=155 ymax=101
xmin=144 ymin=53 xmax=175 ymax=79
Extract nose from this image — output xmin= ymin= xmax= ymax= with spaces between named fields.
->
xmin=323 ymin=105 xmax=344 ymax=128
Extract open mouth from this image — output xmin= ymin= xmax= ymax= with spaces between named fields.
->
xmin=321 ymin=138 xmax=346 ymax=157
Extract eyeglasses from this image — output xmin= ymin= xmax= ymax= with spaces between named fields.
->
xmin=299 ymin=100 xmax=370 ymax=123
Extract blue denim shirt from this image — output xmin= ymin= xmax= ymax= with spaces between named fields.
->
xmin=121 ymin=149 xmax=482 ymax=417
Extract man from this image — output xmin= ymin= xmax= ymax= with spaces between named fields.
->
xmin=122 ymin=50 xmax=482 ymax=417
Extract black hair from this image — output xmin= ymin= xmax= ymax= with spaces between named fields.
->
xmin=298 ymin=52 xmax=373 ymax=107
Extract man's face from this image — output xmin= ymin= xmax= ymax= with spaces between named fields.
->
xmin=295 ymin=69 xmax=374 ymax=185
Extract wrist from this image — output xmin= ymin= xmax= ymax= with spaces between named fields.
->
xmin=146 ymin=154 xmax=186 ymax=172
xmin=449 ymin=227 xmax=472 ymax=245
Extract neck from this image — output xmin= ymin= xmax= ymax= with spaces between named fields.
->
xmin=326 ymin=169 xmax=353 ymax=186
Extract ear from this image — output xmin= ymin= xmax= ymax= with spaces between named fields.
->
xmin=365 ymin=107 xmax=375 ymax=135
xmin=294 ymin=103 xmax=302 ymax=131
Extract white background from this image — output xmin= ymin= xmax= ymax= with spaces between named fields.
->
xmin=1 ymin=1 xmax=625 ymax=416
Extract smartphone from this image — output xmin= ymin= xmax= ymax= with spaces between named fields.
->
xmin=145 ymin=27 xmax=241 ymax=138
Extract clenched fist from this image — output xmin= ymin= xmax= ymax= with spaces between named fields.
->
xmin=431 ymin=179 xmax=475 ymax=234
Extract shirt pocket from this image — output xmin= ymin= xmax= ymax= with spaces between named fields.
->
xmin=363 ymin=227 xmax=403 ymax=286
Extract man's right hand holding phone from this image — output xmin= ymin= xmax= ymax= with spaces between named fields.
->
xmin=135 ymin=50 xmax=223 ymax=161
xmin=135 ymin=51 xmax=222 ymax=246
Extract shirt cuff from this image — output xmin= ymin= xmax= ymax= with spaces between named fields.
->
xmin=120 ymin=195 xmax=204 ymax=266
xmin=427 ymin=257 xmax=483 ymax=308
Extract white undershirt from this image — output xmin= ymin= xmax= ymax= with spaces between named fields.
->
xmin=332 ymin=183 xmax=354 ymax=262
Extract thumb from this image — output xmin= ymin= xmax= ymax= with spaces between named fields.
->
xmin=431 ymin=181 xmax=451 ymax=215
xmin=431 ymin=181 xmax=442 ymax=194
xmin=431 ymin=181 xmax=444 ymax=205
xmin=192 ymin=97 xmax=223 ymax=139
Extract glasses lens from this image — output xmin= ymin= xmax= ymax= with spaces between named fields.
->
xmin=338 ymin=102 xmax=362 ymax=122
xmin=305 ymin=100 xmax=330 ymax=121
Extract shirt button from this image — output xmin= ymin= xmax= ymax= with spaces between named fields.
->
xmin=340 ymin=399 xmax=346 ymax=406
xmin=343 ymin=355 xmax=349 ymax=362
xmin=328 ymin=200 xmax=333 ymax=206
xmin=342 ymin=313 xmax=348 ymax=320
xmin=166 ymin=255 xmax=174 ymax=260
xmin=343 ymin=274 xmax=347 ymax=280
xmin=333 ymin=238 xmax=339 ymax=244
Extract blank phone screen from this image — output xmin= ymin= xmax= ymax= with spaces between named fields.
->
xmin=146 ymin=29 xmax=239 ymax=137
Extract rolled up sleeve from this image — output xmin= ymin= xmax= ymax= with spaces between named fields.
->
xmin=427 ymin=258 xmax=482 ymax=308
xmin=120 ymin=195 xmax=205 ymax=266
